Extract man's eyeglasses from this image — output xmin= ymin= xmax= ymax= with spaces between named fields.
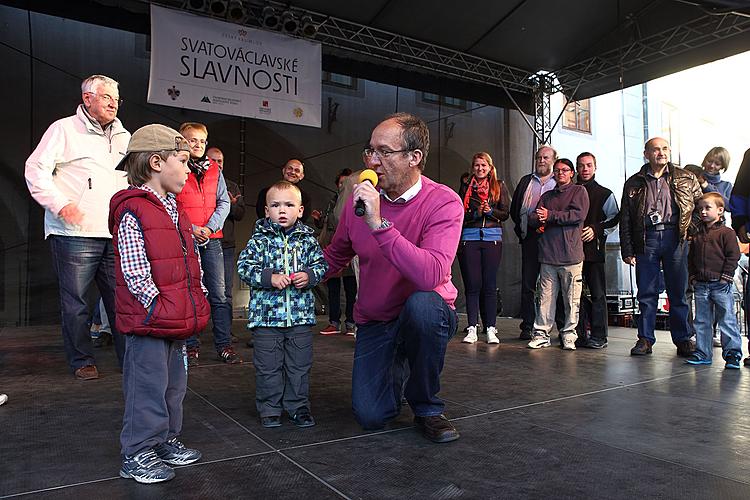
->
xmin=86 ymin=92 xmax=123 ymax=106
xmin=363 ymin=148 xmax=412 ymax=160
xmin=554 ymin=168 xmax=572 ymax=174
xmin=187 ymin=138 xmax=208 ymax=146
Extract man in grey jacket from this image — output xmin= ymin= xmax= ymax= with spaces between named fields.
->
xmin=527 ymin=158 xmax=590 ymax=350
xmin=25 ymin=75 xmax=130 ymax=380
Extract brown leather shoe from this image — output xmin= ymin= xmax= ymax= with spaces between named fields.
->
xmin=630 ymin=338 xmax=652 ymax=356
xmin=676 ymin=339 xmax=696 ymax=358
xmin=414 ymin=415 xmax=460 ymax=443
xmin=74 ymin=365 xmax=99 ymax=380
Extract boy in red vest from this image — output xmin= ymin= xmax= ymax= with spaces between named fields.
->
xmin=176 ymin=122 xmax=241 ymax=365
xmin=110 ymin=124 xmax=211 ymax=483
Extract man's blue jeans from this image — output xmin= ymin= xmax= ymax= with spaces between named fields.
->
xmin=49 ymin=236 xmax=125 ymax=371
xmin=186 ymin=239 xmax=232 ymax=351
xmin=635 ymin=228 xmax=690 ymax=344
xmin=693 ymin=281 xmax=742 ymax=361
xmin=222 ymin=245 xmax=236 ymax=307
xmin=351 ymin=291 xmax=457 ymax=430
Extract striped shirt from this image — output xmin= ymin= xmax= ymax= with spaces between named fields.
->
xmin=117 ymin=185 xmax=206 ymax=308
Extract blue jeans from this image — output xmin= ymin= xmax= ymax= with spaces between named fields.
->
xmin=186 ymin=239 xmax=231 ymax=351
xmin=635 ymin=228 xmax=690 ymax=344
xmin=351 ymin=291 xmax=457 ymax=430
xmin=693 ymin=281 xmax=742 ymax=361
xmin=49 ymin=236 xmax=125 ymax=371
xmin=222 ymin=246 xmax=236 ymax=308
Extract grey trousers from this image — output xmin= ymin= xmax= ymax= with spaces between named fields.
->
xmin=253 ymin=327 xmax=313 ymax=417
xmin=120 ymin=335 xmax=187 ymax=457
xmin=534 ymin=262 xmax=584 ymax=339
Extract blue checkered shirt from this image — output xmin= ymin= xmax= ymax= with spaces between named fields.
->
xmin=117 ymin=185 xmax=206 ymax=308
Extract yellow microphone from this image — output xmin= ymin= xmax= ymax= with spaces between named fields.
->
xmin=355 ymin=169 xmax=378 ymax=217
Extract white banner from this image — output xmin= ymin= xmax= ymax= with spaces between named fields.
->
xmin=148 ymin=5 xmax=321 ymax=127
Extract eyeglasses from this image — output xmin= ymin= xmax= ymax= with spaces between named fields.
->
xmin=86 ymin=92 xmax=123 ymax=106
xmin=187 ymin=138 xmax=208 ymax=146
xmin=363 ymin=148 xmax=412 ymax=160
xmin=553 ymin=168 xmax=572 ymax=174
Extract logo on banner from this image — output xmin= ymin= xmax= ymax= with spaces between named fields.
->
xmin=201 ymin=96 xmax=211 ymax=103
xmin=167 ymin=86 xmax=180 ymax=101
xmin=259 ymin=100 xmax=271 ymax=115
xmin=293 ymin=107 xmax=304 ymax=118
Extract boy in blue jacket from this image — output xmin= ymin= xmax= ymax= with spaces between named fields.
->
xmin=237 ymin=181 xmax=327 ymax=428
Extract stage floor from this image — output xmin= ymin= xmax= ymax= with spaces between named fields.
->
xmin=2 ymin=317 xmax=750 ymax=499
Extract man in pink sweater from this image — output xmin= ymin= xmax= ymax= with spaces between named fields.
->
xmin=324 ymin=113 xmax=464 ymax=443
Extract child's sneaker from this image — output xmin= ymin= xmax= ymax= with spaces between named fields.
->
xmin=725 ymin=351 xmax=742 ymax=370
xmin=120 ymin=449 xmax=175 ymax=484
xmin=290 ymin=407 xmax=316 ymax=428
xmin=153 ymin=438 xmax=202 ymax=465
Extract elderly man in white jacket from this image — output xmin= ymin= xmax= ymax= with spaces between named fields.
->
xmin=25 ymin=75 xmax=130 ymax=380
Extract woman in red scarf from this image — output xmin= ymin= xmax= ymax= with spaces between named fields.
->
xmin=457 ymin=152 xmax=510 ymax=344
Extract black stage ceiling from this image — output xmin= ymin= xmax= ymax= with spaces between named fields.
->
xmin=4 ymin=0 xmax=750 ymax=112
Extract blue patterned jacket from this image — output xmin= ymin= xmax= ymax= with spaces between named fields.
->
xmin=237 ymin=218 xmax=327 ymax=328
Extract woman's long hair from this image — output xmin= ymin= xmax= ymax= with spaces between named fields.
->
xmin=471 ymin=152 xmax=501 ymax=203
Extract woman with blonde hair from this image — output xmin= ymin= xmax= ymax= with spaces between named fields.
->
xmin=458 ymin=152 xmax=510 ymax=344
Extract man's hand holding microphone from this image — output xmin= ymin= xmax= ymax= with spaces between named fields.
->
xmin=353 ymin=169 xmax=383 ymax=230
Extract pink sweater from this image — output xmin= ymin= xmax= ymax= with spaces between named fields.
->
xmin=324 ymin=176 xmax=464 ymax=323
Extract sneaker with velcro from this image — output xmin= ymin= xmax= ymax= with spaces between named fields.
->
xmin=120 ymin=448 xmax=175 ymax=484
xmin=153 ymin=437 xmax=202 ymax=465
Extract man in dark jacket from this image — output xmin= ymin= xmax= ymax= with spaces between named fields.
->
xmin=575 ymin=152 xmax=620 ymax=349
xmin=620 ymin=137 xmax=702 ymax=357
xmin=510 ymin=146 xmax=558 ymax=339
xmin=527 ymin=158 xmax=589 ymax=350
xmin=206 ymin=147 xmax=245 ymax=332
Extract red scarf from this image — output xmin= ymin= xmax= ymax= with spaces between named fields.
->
xmin=463 ymin=177 xmax=489 ymax=210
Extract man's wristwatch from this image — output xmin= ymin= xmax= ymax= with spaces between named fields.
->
xmin=377 ymin=217 xmax=392 ymax=230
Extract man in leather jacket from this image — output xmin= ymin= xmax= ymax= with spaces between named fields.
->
xmin=620 ymin=137 xmax=702 ymax=357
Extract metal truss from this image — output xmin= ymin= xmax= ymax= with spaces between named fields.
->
xmin=530 ymin=73 xmax=553 ymax=148
xmin=165 ymin=0 xmax=749 ymax=143
xmin=175 ymin=0 xmax=541 ymax=96
xmin=557 ymin=10 xmax=750 ymax=94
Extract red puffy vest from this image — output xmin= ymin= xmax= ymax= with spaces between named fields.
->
xmin=109 ymin=188 xmax=210 ymax=340
xmin=177 ymin=159 xmax=224 ymax=239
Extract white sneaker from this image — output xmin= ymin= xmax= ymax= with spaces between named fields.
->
xmin=486 ymin=326 xmax=500 ymax=344
xmin=562 ymin=334 xmax=577 ymax=350
xmin=462 ymin=325 xmax=478 ymax=344
xmin=0 ymin=394 xmax=7 ymax=406
xmin=713 ymin=335 xmax=722 ymax=347
xmin=527 ymin=336 xmax=551 ymax=349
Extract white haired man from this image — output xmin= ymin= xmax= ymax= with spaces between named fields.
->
xmin=25 ymin=74 xmax=130 ymax=380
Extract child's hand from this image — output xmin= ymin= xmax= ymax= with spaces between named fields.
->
xmin=291 ymin=271 xmax=309 ymax=289
xmin=271 ymin=273 xmax=291 ymax=290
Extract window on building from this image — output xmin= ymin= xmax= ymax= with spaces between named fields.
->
xmin=562 ymin=99 xmax=591 ymax=133
xmin=421 ymin=92 xmax=467 ymax=109
xmin=322 ymin=72 xmax=357 ymax=90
